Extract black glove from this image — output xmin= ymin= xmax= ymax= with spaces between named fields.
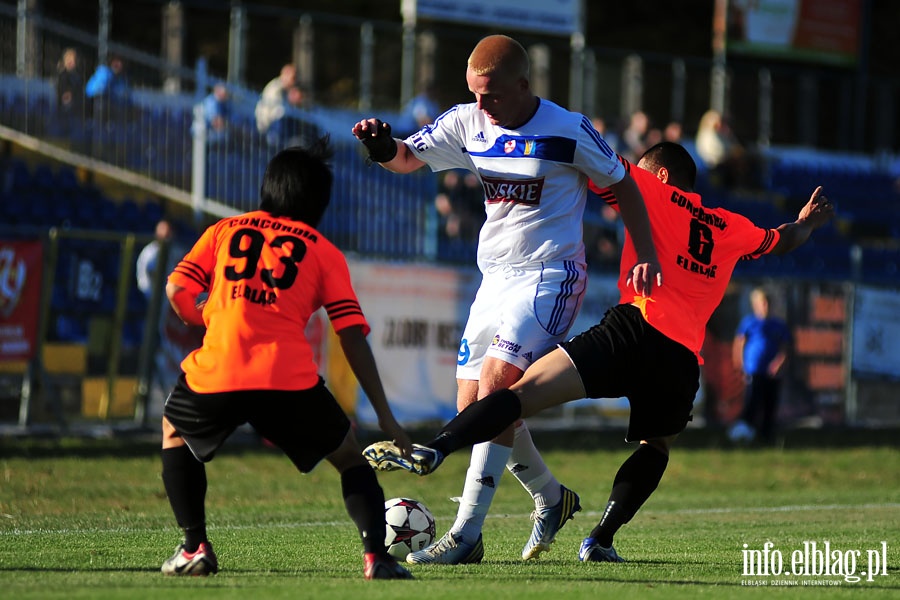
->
xmin=358 ymin=120 xmax=398 ymax=163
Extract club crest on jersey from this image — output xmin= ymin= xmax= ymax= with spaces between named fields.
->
xmin=504 ymin=139 xmax=516 ymax=153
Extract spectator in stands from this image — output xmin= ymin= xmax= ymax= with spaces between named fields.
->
xmin=137 ymin=217 xmax=196 ymax=413
xmin=620 ymin=110 xmax=651 ymax=162
xmin=85 ymin=54 xmax=129 ymax=124
xmin=730 ymin=287 xmax=791 ymax=444
xmin=137 ymin=218 xmax=176 ymax=299
xmin=255 ymin=63 xmax=297 ymax=138
xmin=264 ymin=85 xmax=317 ymax=148
xmin=198 ymin=82 xmax=231 ymax=145
xmin=592 ymin=115 xmax=621 ymax=155
xmin=55 ymin=48 xmax=85 ymax=136
xmin=695 ymin=109 xmax=746 ymax=188
xmin=585 ymin=203 xmax=624 ymax=269
xmin=434 ymin=170 xmax=485 ymax=243
xmin=663 ymin=121 xmax=683 ymax=144
xmin=395 ymin=84 xmax=441 ymax=137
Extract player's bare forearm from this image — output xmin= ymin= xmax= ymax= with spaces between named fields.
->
xmin=771 ymin=186 xmax=835 ymax=255
xmin=610 ymin=174 xmax=662 ymax=294
xmin=337 ymin=326 xmax=389 ymax=412
xmin=381 ymin=142 xmax=425 ymax=174
xmin=337 ymin=325 xmax=412 ymax=455
xmin=165 ymin=282 xmax=204 ymax=326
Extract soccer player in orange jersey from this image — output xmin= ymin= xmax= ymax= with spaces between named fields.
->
xmin=159 ymin=136 xmax=414 ymax=580
xmin=364 ymin=141 xmax=834 ymax=563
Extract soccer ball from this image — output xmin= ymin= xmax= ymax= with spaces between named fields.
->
xmin=384 ymin=497 xmax=436 ymax=559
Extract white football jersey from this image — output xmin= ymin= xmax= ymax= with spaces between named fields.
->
xmin=404 ymin=99 xmax=624 ymax=271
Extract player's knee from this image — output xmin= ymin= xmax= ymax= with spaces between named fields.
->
xmin=326 ymin=431 xmax=366 ymax=473
xmin=161 ymin=416 xmax=186 ymax=449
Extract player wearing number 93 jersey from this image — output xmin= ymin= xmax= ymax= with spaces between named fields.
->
xmin=169 ymin=197 xmax=361 ymax=393
xmin=159 ymin=136 xmax=414 ymax=581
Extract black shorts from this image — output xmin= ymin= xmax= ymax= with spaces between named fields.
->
xmin=164 ymin=374 xmax=351 ymax=472
xmin=559 ymin=304 xmax=699 ymax=442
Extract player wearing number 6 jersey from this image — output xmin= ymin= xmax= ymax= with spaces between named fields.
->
xmin=159 ymin=137 xmax=414 ymax=580
xmin=364 ymin=142 xmax=835 ymax=563
xmin=353 ymin=34 xmax=660 ymax=564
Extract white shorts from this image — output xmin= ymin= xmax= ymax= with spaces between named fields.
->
xmin=456 ymin=261 xmax=586 ymax=380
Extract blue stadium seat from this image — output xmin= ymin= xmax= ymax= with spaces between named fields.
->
xmin=53 ymin=314 xmax=89 ymax=343
xmin=55 ymin=166 xmax=79 ymax=193
xmin=142 ymin=201 xmax=164 ymax=226
xmin=117 ymin=199 xmax=142 ymax=231
xmin=861 ymin=247 xmax=900 ymax=285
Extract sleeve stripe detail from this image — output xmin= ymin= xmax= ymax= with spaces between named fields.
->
xmin=579 ymin=116 xmax=615 ymax=159
xmin=741 ymin=229 xmax=777 ymax=260
xmin=172 ymin=261 xmax=209 ymax=288
xmin=325 ymin=299 xmax=364 ymax=320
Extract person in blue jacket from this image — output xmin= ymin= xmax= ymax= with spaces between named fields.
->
xmin=731 ymin=287 xmax=792 ymax=444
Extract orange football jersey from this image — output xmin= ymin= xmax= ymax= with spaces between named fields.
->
xmin=168 ymin=211 xmax=369 ymax=392
xmin=591 ymin=158 xmax=779 ymax=357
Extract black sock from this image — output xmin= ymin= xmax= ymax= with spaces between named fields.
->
xmin=428 ymin=388 xmax=522 ymax=456
xmin=590 ymin=444 xmax=669 ymax=547
xmin=341 ymin=464 xmax=386 ymax=555
xmin=161 ymin=445 xmax=208 ymax=552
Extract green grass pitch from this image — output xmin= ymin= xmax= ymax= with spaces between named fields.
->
xmin=0 ymin=438 xmax=898 ymax=599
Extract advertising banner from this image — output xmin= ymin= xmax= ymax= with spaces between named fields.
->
xmin=408 ymin=0 xmax=583 ymax=36
xmin=0 ymin=240 xmax=43 ymax=362
xmin=348 ymin=259 xmax=626 ymax=426
xmin=351 ymin=261 xmax=480 ymax=424
xmin=851 ymin=286 xmax=900 ymax=379
xmin=726 ymin=0 xmax=861 ymax=66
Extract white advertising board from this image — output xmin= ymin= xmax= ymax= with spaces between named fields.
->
xmin=407 ymin=0 xmax=583 ymax=36
xmin=851 ymin=286 xmax=900 ymax=378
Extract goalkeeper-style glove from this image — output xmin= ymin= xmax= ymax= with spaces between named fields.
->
xmin=358 ymin=120 xmax=398 ymax=163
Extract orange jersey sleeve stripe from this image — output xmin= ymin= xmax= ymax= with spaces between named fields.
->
xmin=171 ymin=260 xmax=209 ymax=290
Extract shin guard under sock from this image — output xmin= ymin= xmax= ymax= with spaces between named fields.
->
xmin=341 ymin=464 xmax=387 ymax=554
xmin=590 ymin=444 xmax=669 ymax=547
xmin=161 ymin=445 xmax=208 ymax=551
xmin=429 ymin=389 xmax=522 ymax=456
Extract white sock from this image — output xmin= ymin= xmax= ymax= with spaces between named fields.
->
xmin=450 ymin=441 xmax=511 ymax=543
xmin=507 ymin=422 xmax=560 ymax=509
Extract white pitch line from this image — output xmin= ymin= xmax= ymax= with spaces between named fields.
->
xmin=2 ymin=502 xmax=898 ymax=537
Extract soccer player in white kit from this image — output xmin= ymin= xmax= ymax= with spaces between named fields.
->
xmin=352 ymin=34 xmax=661 ymax=564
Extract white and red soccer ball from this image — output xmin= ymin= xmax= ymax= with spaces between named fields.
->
xmin=384 ymin=497 xmax=436 ymax=559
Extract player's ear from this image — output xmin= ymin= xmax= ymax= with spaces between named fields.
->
xmin=656 ymin=167 xmax=669 ymax=184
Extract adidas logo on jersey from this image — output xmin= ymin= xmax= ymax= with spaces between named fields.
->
xmin=472 ymin=131 xmax=487 ymax=143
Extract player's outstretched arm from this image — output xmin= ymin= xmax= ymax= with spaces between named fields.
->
xmin=609 ymin=173 xmax=662 ymax=296
xmin=351 ymin=118 xmax=425 ymax=174
xmin=336 ymin=325 xmax=412 ymax=457
xmin=770 ymin=186 xmax=835 ymax=255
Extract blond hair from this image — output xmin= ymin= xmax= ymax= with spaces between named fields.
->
xmin=467 ymin=35 xmax=529 ymax=80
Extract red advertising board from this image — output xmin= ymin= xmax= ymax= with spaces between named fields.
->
xmin=0 ymin=240 xmax=43 ymax=361
xmin=727 ymin=0 xmax=861 ymax=66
